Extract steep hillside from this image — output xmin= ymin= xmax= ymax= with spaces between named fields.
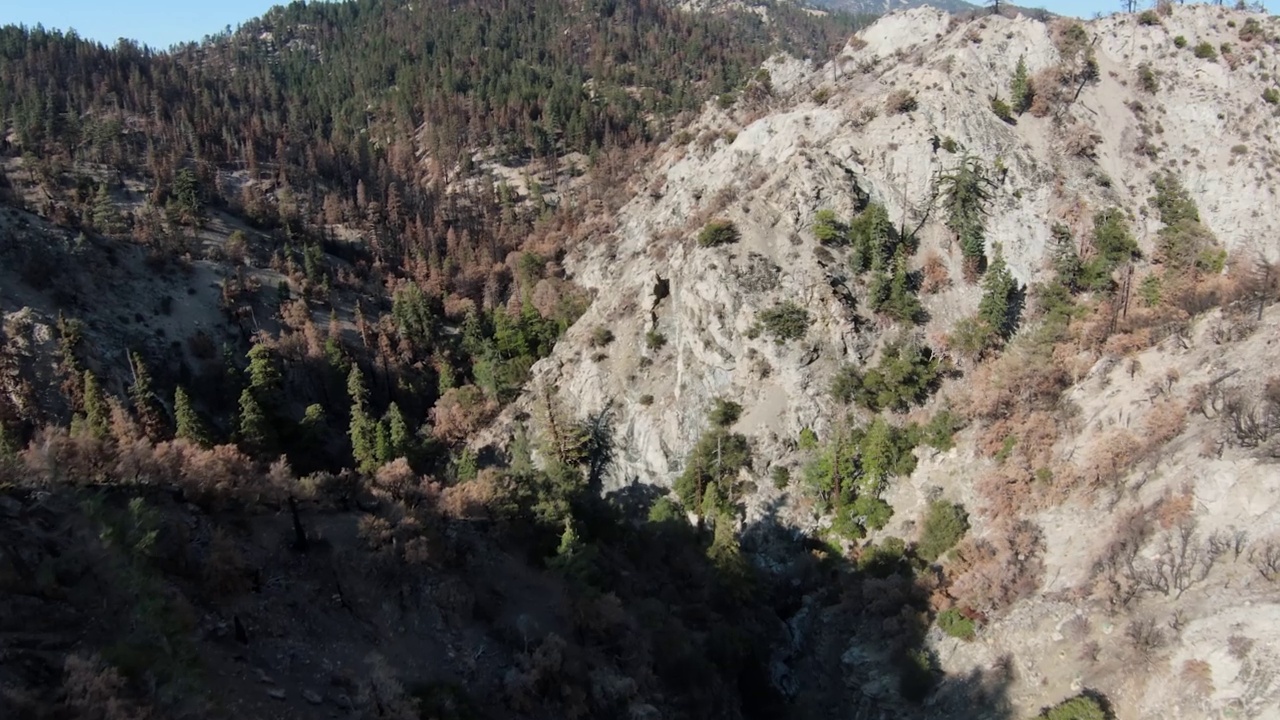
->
xmin=481 ymin=4 xmax=1280 ymax=717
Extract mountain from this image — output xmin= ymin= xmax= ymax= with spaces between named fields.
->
xmin=478 ymin=4 xmax=1280 ymax=717
xmin=811 ymin=0 xmax=977 ymax=15
xmin=3 ymin=2 xmax=1280 ymax=720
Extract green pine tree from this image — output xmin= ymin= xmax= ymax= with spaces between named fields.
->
xmin=128 ymin=352 xmax=166 ymax=440
xmin=373 ymin=419 xmax=391 ymax=466
xmin=92 ymin=184 xmax=120 ymax=235
xmin=385 ymin=402 xmax=411 ymax=460
xmin=978 ymin=243 xmax=1020 ymax=340
xmin=884 ymin=248 xmax=923 ymax=324
xmin=1010 ymin=55 xmax=1033 ymax=114
xmin=80 ymin=370 xmax=110 ymax=440
xmin=246 ymin=343 xmax=281 ymax=409
xmin=938 ymin=154 xmax=995 ymax=277
xmin=174 ymin=386 xmax=212 ymax=447
xmin=237 ymin=388 xmax=274 ymax=455
xmin=346 ymin=366 xmax=377 ymax=472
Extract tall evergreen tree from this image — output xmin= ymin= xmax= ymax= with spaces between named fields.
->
xmin=92 ymin=184 xmax=120 ymax=235
xmin=978 ymin=243 xmax=1021 ymax=340
xmin=128 ymin=352 xmax=166 ymax=440
xmin=385 ymin=402 xmax=412 ymax=461
xmin=347 ymin=366 xmax=377 ymax=472
xmin=174 ymin=386 xmax=212 ymax=447
xmin=938 ymin=155 xmax=995 ymax=278
xmin=79 ymin=370 xmax=110 ymax=440
xmin=1011 ymin=55 xmax=1033 ymax=114
xmin=237 ymin=388 xmax=274 ymax=456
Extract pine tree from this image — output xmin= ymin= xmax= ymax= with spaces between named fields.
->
xmin=373 ymin=420 xmax=391 ymax=466
xmin=174 ymin=386 xmax=212 ymax=447
xmin=237 ymin=388 xmax=273 ymax=455
xmin=347 ymin=366 xmax=376 ymax=472
xmin=1010 ymin=55 xmax=1033 ymax=114
xmin=884 ymin=248 xmax=923 ymax=324
xmin=978 ymin=243 xmax=1020 ymax=340
xmin=0 ymin=422 xmax=16 ymax=459
xmin=385 ymin=402 xmax=411 ymax=460
xmin=80 ymin=370 xmax=110 ymax=440
xmin=246 ymin=343 xmax=281 ymax=400
xmin=92 ymin=184 xmax=120 ymax=236
xmin=938 ymin=154 xmax=995 ymax=278
xmin=128 ymin=352 xmax=166 ymax=440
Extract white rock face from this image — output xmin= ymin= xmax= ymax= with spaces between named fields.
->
xmin=483 ymin=6 xmax=1280 ymax=495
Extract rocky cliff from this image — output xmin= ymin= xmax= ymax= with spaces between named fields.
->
xmin=481 ymin=5 xmax=1280 ymax=717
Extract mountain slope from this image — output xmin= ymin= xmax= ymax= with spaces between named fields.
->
xmin=482 ymin=5 xmax=1280 ymax=717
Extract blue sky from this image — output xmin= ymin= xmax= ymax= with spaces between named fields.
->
xmin=1 ymin=0 xmax=1276 ymax=50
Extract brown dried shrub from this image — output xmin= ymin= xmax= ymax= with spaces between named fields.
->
xmin=431 ymin=384 xmax=498 ymax=444
xmin=1063 ymin=123 xmax=1102 ymax=158
xmin=920 ymin=250 xmax=951 ymax=294
xmin=948 ymin=519 xmax=1045 ymax=615
xmin=62 ymin=654 xmax=152 ymax=720
xmin=1180 ymin=659 xmax=1215 ymax=699
xmin=1028 ymin=66 xmax=1068 ymax=117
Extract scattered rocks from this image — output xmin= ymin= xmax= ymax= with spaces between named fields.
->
xmin=267 ymin=688 xmax=287 ymax=701
xmin=302 ymin=689 xmax=324 ymax=705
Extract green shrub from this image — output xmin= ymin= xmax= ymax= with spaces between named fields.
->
xmin=645 ymin=330 xmax=667 ymax=350
xmin=917 ymin=500 xmax=968 ymax=563
xmin=849 ymin=494 xmax=894 ymax=531
xmin=990 ymin=95 xmax=1015 ymax=123
xmin=812 ymin=87 xmax=833 ymax=105
xmin=940 ymin=136 xmax=958 ymax=153
xmin=831 ymin=341 xmax=942 ymax=412
xmin=813 ymin=208 xmax=848 ymax=245
xmin=639 ymin=394 xmax=654 ymax=406
xmin=1137 ymin=63 xmax=1158 ymax=93
xmin=1136 ymin=10 xmax=1160 ymax=26
xmin=589 ymin=326 xmax=615 ymax=348
xmin=1240 ymin=18 xmax=1264 ymax=41
xmin=937 ymin=608 xmax=977 ymax=640
xmin=1138 ymin=273 xmax=1162 ymax=307
xmin=857 ymin=536 xmax=908 ymax=577
xmin=648 ymin=497 xmax=683 ymax=523
xmin=897 ymin=648 xmax=937 ymax=701
xmin=697 ymin=219 xmax=740 ymax=247
xmin=798 ymin=427 xmax=818 ymax=450
xmin=1036 ymin=693 xmax=1109 ymax=720
xmin=755 ymin=301 xmax=811 ymax=343
xmin=716 ymin=92 xmax=737 ymax=109
xmin=708 ymin=398 xmax=742 ymax=427
xmin=1173 ymin=35 xmax=1187 ymax=48
xmin=1263 ymin=87 xmax=1280 ymax=105
xmin=771 ymin=465 xmax=791 ymax=489
xmin=994 ymin=434 xmax=1017 ymax=462
xmin=1193 ymin=42 xmax=1217 ymax=60
xmin=921 ymin=408 xmax=962 ymax=451
xmin=1079 ymin=209 xmax=1139 ymax=290
xmin=1220 ymin=42 xmax=1233 ymax=56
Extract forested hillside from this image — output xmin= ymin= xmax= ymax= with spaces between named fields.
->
xmin=0 ymin=2 xmax=893 ymax=719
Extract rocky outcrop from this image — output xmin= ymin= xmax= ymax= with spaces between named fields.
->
xmin=483 ymin=6 xmax=1280 ymax=498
